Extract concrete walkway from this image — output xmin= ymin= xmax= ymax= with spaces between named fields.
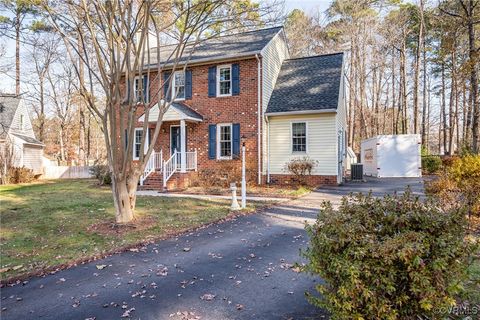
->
xmin=137 ymin=190 xmax=289 ymax=203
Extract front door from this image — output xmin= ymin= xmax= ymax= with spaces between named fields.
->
xmin=170 ymin=126 xmax=181 ymax=165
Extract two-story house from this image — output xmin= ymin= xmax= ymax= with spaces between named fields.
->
xmin=0 ymin=94 xmax=44 ymax=174
xmin=135 ymin=26 xmax=347 ymax=190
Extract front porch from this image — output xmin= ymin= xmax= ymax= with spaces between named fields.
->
xmin=139 ymin=102 xmax=203 ymax=190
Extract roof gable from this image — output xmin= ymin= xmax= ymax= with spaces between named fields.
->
xmin=0 ymin=94 xmax=37 ymax=140
xmin=266 ymin=53 xmax=344 ymax=115
xmin=148 ymin=26 xmax=283 ymax=67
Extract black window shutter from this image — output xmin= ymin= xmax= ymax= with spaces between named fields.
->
xmin=232 ymin=64 xmax=240 ymax=96
xmin=185 ymin=69 xmax=192 ymax=99
xmin=143 ymin=75 xmax=148 ymax=103
xmin=124 ymin=129 xmax=128 ymax=150
xmin=163 ymin=71 xmax=171 ymax=101
xmin=208 ymin=124 xmax=216 ymax=159
xmin=208 ymin=66 xmax=216 ymax=97
xmin=232 ymin=123 xmax=240 ymax=158
xmin=127 ymin=79 xmax=131 ymax=101
xmin=148 ymin=128 xmax=154 ymax=147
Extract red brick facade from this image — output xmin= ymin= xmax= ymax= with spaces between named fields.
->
xmin=268 ymin=174 xmax=338 ymax=188
xmin=142 ymin=58 xmax=261 ymax=185
xmin=136 ymin=57 xmax=340 ymax=190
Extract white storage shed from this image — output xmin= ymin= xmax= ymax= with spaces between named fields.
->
xmin=360 ymin=134 xmax=422 ymax=178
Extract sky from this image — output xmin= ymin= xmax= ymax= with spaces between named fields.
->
xmin=0 ymin=0 xmax=330 ymax=93
xmin=284 ymin=0 xmax=330 ymax=13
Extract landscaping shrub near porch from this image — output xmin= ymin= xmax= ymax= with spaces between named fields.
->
xmin=303 ymin=191 xmax=477 ymax=320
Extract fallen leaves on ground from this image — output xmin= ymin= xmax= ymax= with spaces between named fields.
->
xmin=200 ymin=293 xmax=215 ymax=301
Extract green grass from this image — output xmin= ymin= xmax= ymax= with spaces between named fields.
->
xmin=0 ymin=179 xmax=258 ymax=280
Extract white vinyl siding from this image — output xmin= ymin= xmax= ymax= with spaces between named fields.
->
xmin=260 ymin=29 xmax=289 ymax=174
xmin=268 ymin=113 xmax=338 ymax=175
xmin=22 ymin=145 xmax=43 ymax=174
xmin=10 ymin=100 xmax=35 ymax=137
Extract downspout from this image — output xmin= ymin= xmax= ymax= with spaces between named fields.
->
xmin=265 ymin=115 xmax=270 ymax=183
xmin=255 ymin=54 xmax=262 ymax=185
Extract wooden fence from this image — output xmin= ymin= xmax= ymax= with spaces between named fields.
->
xmin=42 ymin=166 xmax=93 ymax=179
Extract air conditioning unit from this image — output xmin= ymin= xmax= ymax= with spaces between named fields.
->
xmin=351 ymin=163 xmax=363 ymax=181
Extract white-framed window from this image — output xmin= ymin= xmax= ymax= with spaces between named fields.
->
xmin=133 ymin=128 xmax=149 ymax=160
xmin=172 ymin=71 xmax=185 ymax=100
xmin=19 ymin=114 xmax=24 ymax=130
xmin=217 ymin=64 xmax=232 ymax=96
xmin=134 ymin=75 xmax=149 ymax=103
xmin=291 ymin=122 xmax=307 ymax=153
xmin=217 ymin=123 xmax=232 ymax=159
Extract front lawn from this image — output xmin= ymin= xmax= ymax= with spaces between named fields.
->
xmin=0 ymin=179 xmax=258 ymax=281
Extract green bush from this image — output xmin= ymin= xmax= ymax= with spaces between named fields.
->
xmin=7 ymin=166 xmax=35 ymax=184
xmin=426 ymin=154 xmax=480 ymax=218
xmin=284 ymin=156 xmax=318 ymax=184
xmin=421 ymin=155 xmax=442 ymax=174
xmin=303 ymin=191 xmax=476 ymax=320
xmin=89 ymin=162 xmax=111 ymax=185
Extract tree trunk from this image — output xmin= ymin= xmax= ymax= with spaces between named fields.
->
xmin=15 ymin=10 xmax=20 ymax=95
xmin=78 ymin=32 xmax=86 ymax=165
xmin=442 ymin=63 xmax=448 ymax=154
xmin=466 ymin=0 xmax=479 ymax=152
xmin=448 ymin=51 xmax=457 ymax=154
xmin=39 ymin=74 xmax=45 ymax=142
xmin=111 ymin=176 xmax=137 ymax=224
xmin=420 ymin=13 xmax=428 ymax=147
xmin=59 ymin=124 xmax=66 ymax=162
xmin=413 ymin=0 xmax=424 ymax=135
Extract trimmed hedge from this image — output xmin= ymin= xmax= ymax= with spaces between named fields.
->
xmin=303 ymin=191 xmax=476 ymax=320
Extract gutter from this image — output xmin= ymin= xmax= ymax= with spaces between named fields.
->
xmin=255 ymin=54 xmax=262 ymax=185
xmin=264 ymin=109 xmax=338 ymax=117
xmin=144 ymin=52 xmax=260 ymax=71
xmin=265 ymin=114 xmax=270 ymax=183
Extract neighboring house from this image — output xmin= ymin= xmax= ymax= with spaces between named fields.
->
xmin=134 ymin=26 xmax=347 ymax=190
xmin=0 ymin=94 xmax=44 ymax=174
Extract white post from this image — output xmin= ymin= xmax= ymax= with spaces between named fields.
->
xmin=162 ymin=159 xmax=166 ymax=189
xmin=241 ymin=143 xmax=246 ymax=209
xmin=180 ymin=119 xmax=186 ymax=173
xmin=194 ymin=148 xmax=198 ymax=172
xmin=230 ymin=183 xmax=240 ymax=211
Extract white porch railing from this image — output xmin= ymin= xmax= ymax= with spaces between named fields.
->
xmin=140 ymin=150 xmax=163 ymax=186
xmin=163 ymin=151 xmax=178 ymax=189
xmin=185 ymin=149 xmax=197 ymax=171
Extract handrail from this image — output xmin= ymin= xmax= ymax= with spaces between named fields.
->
xmin=140 ymin=150 xmax=162 ymax=186
xmin=185 ymin=149 xmax=197 ymax=171
xmin=163 ymin=151 xmax=178 ymax=189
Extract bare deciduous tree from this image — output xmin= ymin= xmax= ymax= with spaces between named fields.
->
xmin=43 ymin=0 xmax=275 ymax=223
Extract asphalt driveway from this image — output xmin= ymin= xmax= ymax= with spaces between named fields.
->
xmin=0 ymin=177 xmax=425 ymax=320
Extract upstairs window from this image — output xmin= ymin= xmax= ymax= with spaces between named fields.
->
xmin=217 ymin=123 xmax=232 ymax=159
xmin=217 ymin=65 xmax=231 ymax=96
xmin=133 ymin=128 xmax=149 ymax=160
xmin=292 ymin=122 xmax=307 ymax=153
xmin=134 ymin=75 xmax=149 ymax=103
xmin=20 ymin=114 xmax=24 ymax=130
xmin=173 ymin=71 xmax=185 ymax=100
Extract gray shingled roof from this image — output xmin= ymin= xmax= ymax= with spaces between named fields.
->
xmin=171 ymin=102 xmax=203 ymax=121
xmin=266 ymin=53 xmax=344 ymax=114
xmin=0 ymin=94 xmax=20 ymax=139
xmin=11 ymin=133 xmax=44 ymax=146
xmin=148 ymin=26 xmax=283 ymax=67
